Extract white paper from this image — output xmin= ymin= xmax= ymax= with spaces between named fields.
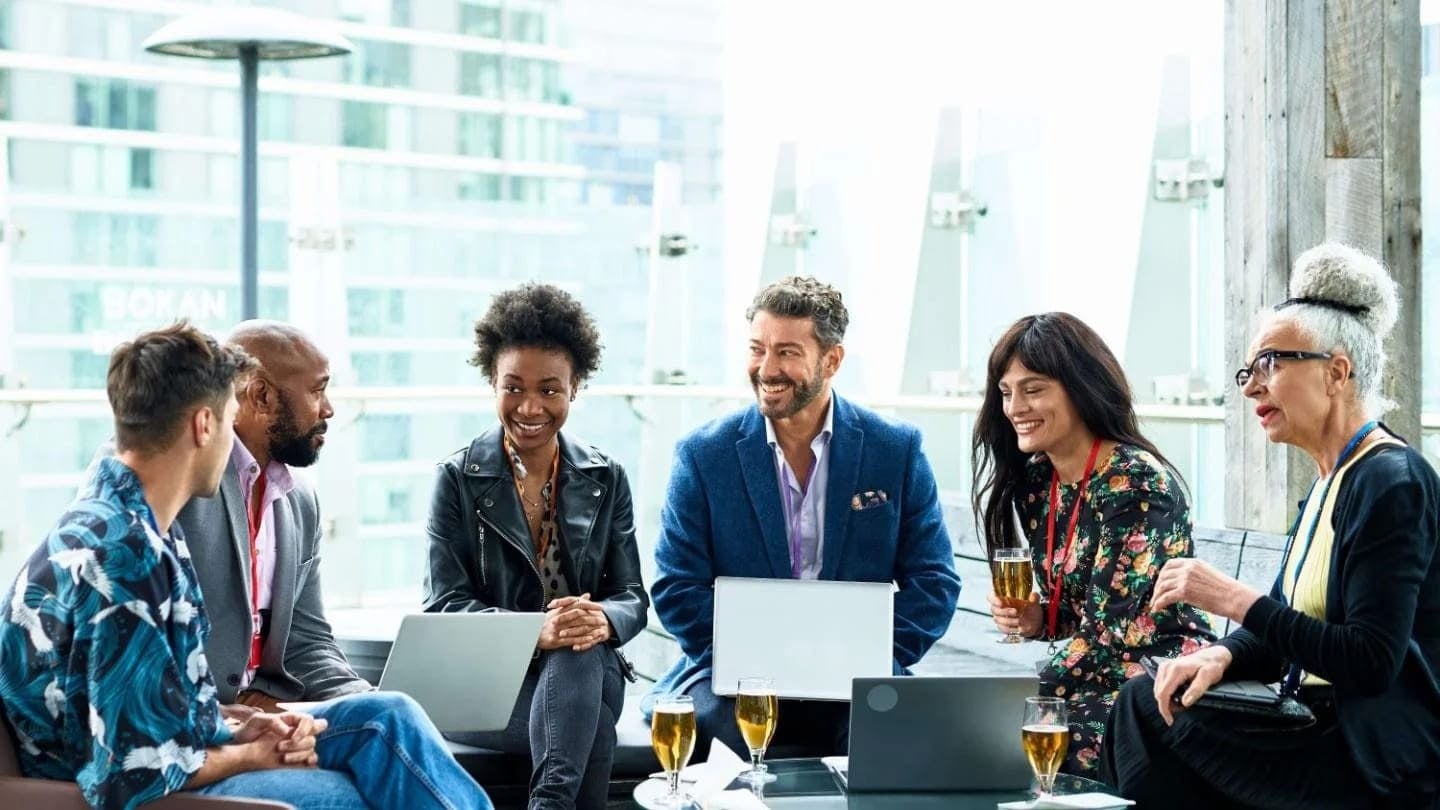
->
xmin=997 ymin=793 xmax=1136 ymax=810
xmin=692 ymin=738 xmax=750 ymax=800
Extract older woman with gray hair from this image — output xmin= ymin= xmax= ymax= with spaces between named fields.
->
xmin=1101 ymin=244 xmax=1440 ymax=808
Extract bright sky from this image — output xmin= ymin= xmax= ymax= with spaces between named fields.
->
xmin=718 ymin=1 xmax=1224 ymax=392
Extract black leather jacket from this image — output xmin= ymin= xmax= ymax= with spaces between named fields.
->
xmin=422 ymin=426 xmax=648 ymax=670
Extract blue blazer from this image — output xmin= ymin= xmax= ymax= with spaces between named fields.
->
xmin=646 ymin=394 xmax=961 ymax=711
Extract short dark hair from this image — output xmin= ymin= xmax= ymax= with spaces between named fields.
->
xmin=107 ymin=321 xmax=256 ymax=455
xmin=745 ymin=276 xmax=849 ymax=349
xmin=470 ymin=283 xmax=603 ymax=383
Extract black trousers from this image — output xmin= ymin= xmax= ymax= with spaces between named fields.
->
xmin=687 ymin=677 xmax=849 ymax=760
xmin=1101 ymin=675 xmax=1439 ymax=810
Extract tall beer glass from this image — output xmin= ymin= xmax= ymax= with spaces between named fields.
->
xmin=1021 ymin=696 xmax=1068 ymax=797
xmin=992 ymin=547 xmax=1034 ymax=643
xmin=734 ymin=676 xmax=778 ymax=785
xmin=651 ymin=694 xmax=697 ymax=807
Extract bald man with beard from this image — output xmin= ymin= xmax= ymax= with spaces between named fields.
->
xmin=170 ymin=320 xmax=371 ymax=710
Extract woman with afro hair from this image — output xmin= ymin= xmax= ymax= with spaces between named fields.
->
xmin=423 ymin=283 xmax=647 ymax=810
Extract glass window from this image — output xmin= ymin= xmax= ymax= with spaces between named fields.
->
xmin=128 ymin=148 xmax=153 ymax=190
xmin=358 ymin=415 xmax=412 ymax=462
xmin=458 ymin=173 xmax=502 ymax=201
xmin=459 ymin=53 xmax=502 ymax=97
xmin=74 ymin=79 xmax=156 ymax=130
xmin=341 ymin=100 xmax=387 ymax=149
xmin=346 ymin=38 xmax=412 ymax=88
xmin=459 ymin=3 xmax=502 ymax=38
xmin=458 ymin=112 xmax=501 ymax=157
xmin=507 ymin=8 xmax=548 ymax=44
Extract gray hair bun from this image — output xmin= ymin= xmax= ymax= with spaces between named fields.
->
xmin=1290 ymin=243 xmax=1399 ymax=338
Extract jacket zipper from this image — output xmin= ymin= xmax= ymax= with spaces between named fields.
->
xmin=474 ymin=513 xmax=488 ymax=589
xmin=476 ymin=509 xmax=546 ymax=612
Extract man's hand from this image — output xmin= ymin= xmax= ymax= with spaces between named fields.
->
xmin=538 ymin=593 xmax=613 ymax=652
xmin=221 ymin=703 xmax=261 ymax=729
xmin=987 ymin=591 xmax=1043 ymax=638
xmin=1151 ymin=646 xmax=1232 ymax=726
xmin=232 ymin=712 xmax=327 ymax=769
xmin=1152 ymin=558 xmax=1261 ymax=622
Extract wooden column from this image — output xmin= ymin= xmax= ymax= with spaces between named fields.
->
xmin=1223 ymin=0 xmax=1420 ymax=532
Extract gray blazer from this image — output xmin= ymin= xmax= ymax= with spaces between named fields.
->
xmin=176 ymin=461 xmax=371 ymax=704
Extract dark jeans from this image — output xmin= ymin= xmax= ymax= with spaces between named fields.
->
xmin=451 ymin=646 xmax=624 ymax=810
xmin=688 ymin=677 xmax=849 ymax=761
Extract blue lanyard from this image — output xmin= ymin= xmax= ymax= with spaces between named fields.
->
xmin=1276 ymin=420 xmax=1378 ymax=694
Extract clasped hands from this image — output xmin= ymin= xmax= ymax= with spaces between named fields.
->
xmin=222 ymin=704 xmax=327 ymax=769
xmin=539 ymin=592 xmax=612 ymax=652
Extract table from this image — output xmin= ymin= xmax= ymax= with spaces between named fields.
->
xmin=630 ymin=757 xmax=1116 ymax=809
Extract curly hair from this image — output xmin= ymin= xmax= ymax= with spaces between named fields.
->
xmin=470 ymin=283 xmax=603 ymax=383
xmin=745 ymin=275 xmax=849 ymax=349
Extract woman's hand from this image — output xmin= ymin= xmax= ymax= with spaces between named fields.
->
xmin=988 ymin=591 xmax=1043 ymax=639
xmin=539 ymin=593 xmax=613 ymax=652
xmin=1152 ymin=558 xmax=1261 ymax=623
xmin=1151 ymin=645 xmax=1233 ymax=726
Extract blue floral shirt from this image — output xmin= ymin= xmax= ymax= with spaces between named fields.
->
xmin=0 ymin=457 xmax=231 ymax=810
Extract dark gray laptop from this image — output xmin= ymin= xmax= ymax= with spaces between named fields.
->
xmin=842 ymin=675 xmax=1039 ymax=792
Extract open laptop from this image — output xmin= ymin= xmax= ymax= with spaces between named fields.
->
xmin=835 ymin=675 xmax=1038 ymax=792
xmin=281 ymin=612 xmax=544 ymax=733
xmin=712 ymin=576 xmax=892 ymax=700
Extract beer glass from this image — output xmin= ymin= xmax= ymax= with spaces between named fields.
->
xmin=734 ymin=676 xmax=779 ymax=785
xmin=651 ymin=694 xmax=697 ymax=807
xmin=991 ymin=547 xmax=1034 ymax=643
xmin=1021 ymin=696 xmax=1068 ymax=797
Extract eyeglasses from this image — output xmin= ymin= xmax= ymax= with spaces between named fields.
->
xmin=1234 ymin=350 xmax=1333 ymax=387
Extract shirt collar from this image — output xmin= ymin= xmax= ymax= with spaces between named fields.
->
xmin=765 ymin=396 xmax=835 ymax=450
xmin=229 ymin=434 xmax=296 ymax=497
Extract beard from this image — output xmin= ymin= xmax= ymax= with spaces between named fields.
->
xmin=751 ymin=362 xmax=825 ymax=419
xmin=268 ymin=389 xmax=327 ymax=468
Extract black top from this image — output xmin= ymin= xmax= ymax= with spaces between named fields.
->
xmin=1218 ymin=442 xmax=1440 ymax=796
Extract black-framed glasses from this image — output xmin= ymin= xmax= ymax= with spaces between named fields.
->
xmin=1234 ymin=350 xmax=1333 ymax=387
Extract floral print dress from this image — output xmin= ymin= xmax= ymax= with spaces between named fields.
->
xmin=1018 ymin=443 xmax=1215 ymax=777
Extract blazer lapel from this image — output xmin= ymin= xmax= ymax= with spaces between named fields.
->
xmin=736 ymin=410 xmax=792 ymax=578
xmin=218 ymin=465 xmax=254 ymax=606
xmin=821 ymin=397 xmax=862 ymax=581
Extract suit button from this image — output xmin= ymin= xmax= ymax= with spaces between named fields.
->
xmin=227 ymin=674 xmax=240 ymax=687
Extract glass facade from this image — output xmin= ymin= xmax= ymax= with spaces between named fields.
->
xmin=0 ymin=2 xmax=1435 ymax=617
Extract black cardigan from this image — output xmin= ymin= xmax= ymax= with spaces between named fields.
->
xmin=1218 ymin=443 xmax=1440 ymax=797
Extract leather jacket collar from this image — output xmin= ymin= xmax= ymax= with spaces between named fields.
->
xmin=460 ymin=425 xmax=608 ymax=480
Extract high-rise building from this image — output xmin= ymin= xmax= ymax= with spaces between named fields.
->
xmin=0 ymin=0 xmax=725 ymax=605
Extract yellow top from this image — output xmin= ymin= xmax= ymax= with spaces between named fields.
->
xmin=1283 ymin=436 xmax=1403 ymax=686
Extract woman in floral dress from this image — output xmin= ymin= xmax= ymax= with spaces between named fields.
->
xmin=972 ymin=312 xmax=1214 ymax=777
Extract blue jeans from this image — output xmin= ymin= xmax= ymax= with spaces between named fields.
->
xmin=450 ymin=646 xmax=624 ymax=810
xmin=200 ymin=691 xmax=493 ymax=810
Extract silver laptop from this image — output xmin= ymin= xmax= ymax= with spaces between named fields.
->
xmin=841 ymin=675 xmax=1038 ymax=792
xmin=712 ymin=576 xmax=892 ymax=700
xmin=283 ymin=612 xmax=544 ymax=733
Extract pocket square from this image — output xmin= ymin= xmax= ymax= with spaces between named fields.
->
xmin=850 ymin=490 xmax=889 ymax=511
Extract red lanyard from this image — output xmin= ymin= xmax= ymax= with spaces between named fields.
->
xmin=246 ymin=473 xmax=268 ymax=672
xmin=1044 ymin=438 xmax=1103 ymax=638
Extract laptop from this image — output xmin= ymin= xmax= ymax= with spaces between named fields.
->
xmin=712 ymin=576 xmax=892 ymax=700
xmin=837 ymin=675 xmax=1039 ymax=792
xmin=281 ymin=612 xmax=544 ymax=733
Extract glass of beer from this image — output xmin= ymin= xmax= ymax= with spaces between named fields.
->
xmin=992 ymin=546 xmax=1034 ymax=643
xmin=1021 ymin=696 xmax=1069 ymax=798
xmin=735 ymin=676 xmax=779 ymax=785
xmin=651 ymin=694 xmax=697 ymax=807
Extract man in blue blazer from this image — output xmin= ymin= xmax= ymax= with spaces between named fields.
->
xmin=648 ymin=276 xmax=961 ymax=756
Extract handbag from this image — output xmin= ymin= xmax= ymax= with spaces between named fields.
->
xmin=1140 ymin=656 xmax=1316 ymax=729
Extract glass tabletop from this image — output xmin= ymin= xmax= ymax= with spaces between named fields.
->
xmin=629 ymin=758 xmax=1116 ymax=809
